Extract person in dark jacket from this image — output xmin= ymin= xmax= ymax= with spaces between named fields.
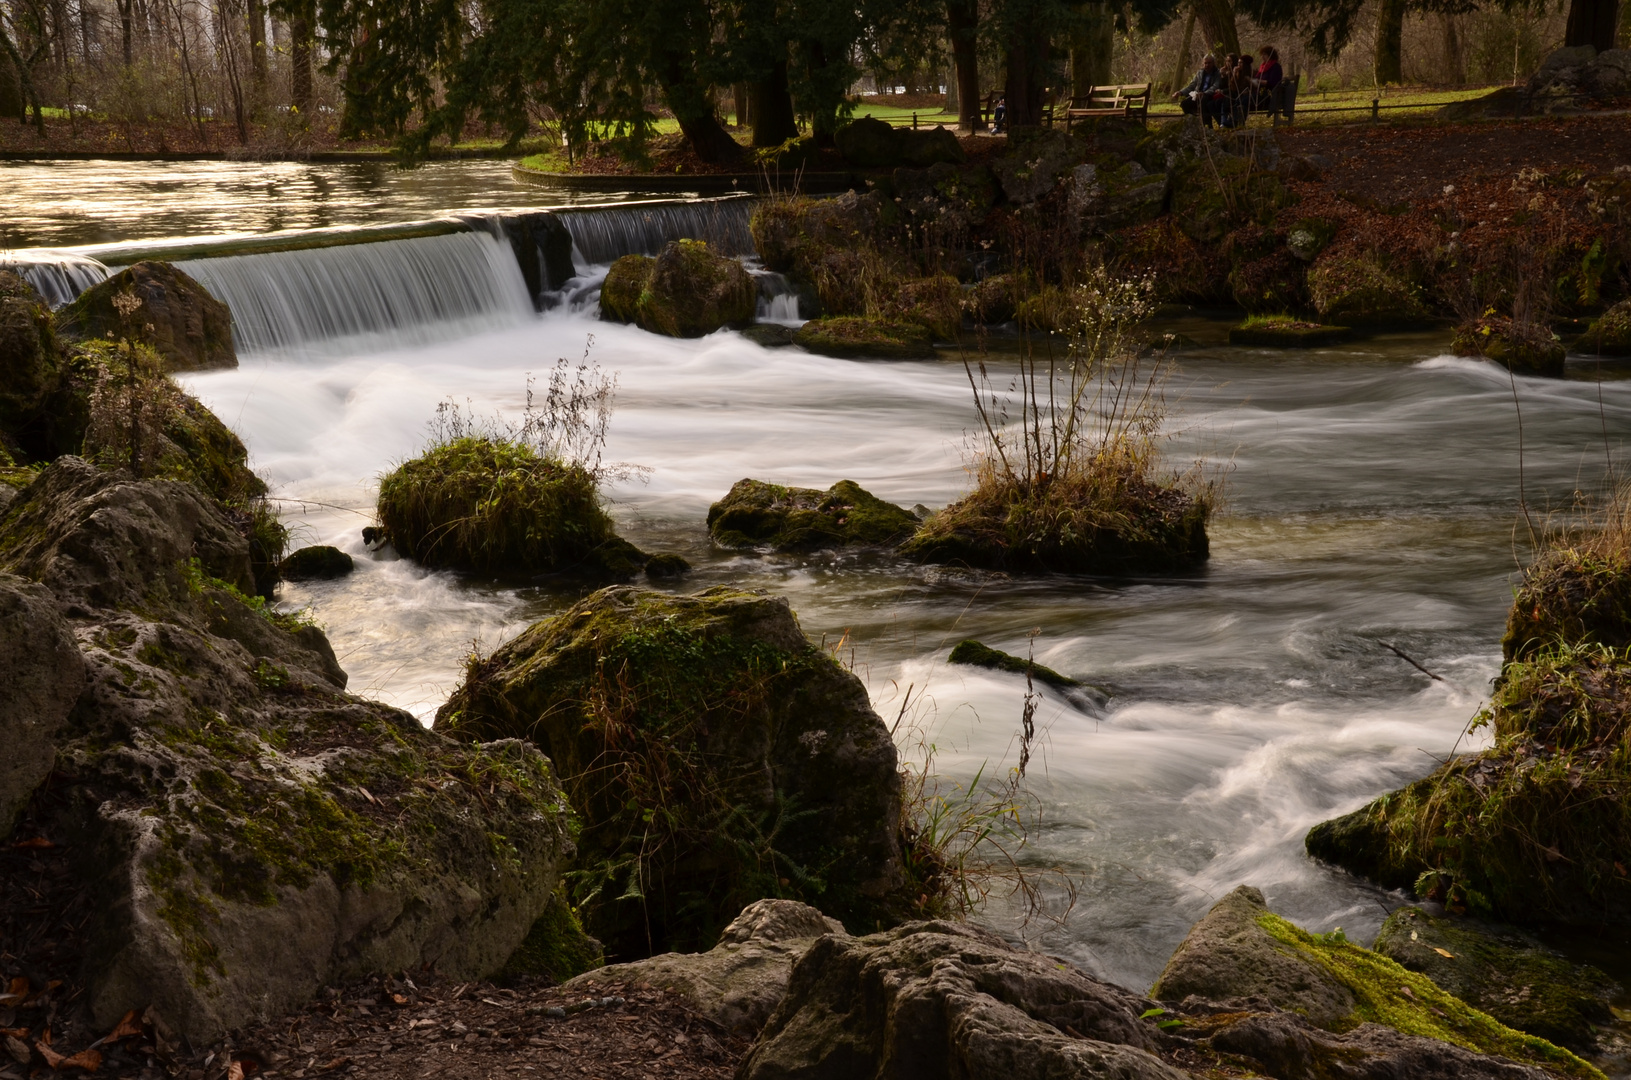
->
xmin=1254 ymin=47 xmax=1284 ymax=111
xmin=1173 ymin=53 xmax=1222 ymax=118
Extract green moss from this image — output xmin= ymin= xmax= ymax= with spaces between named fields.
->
xmin=1577 ymin=299 xmax=1631 ymax=357
xmin=1168 ymin=155 xmax=1297 ymax=246
xmin=1503 ymin=549 xmax=1631 ymax=661
xmin=600 ymin=255 xmax=653 ymax=324
xmin=1256 ymin=912 xmax=1602 ymax=1079
xmin=947 ymin=639 xmax=1079 ymax=689
xmin=1229 ymin=315 xmax=1354 ymax=347
xmin=375 ymin=435 xmax=640 ymax=576
xmin=1307 ymin=253 xmax=1432 ymax=326
xmin=500 ymin=889 xmax=605 ymax=982
xmin=890 ymin=276 xmax=963 ymax=341
xmin=706 ymin=478 xmax=919 ymax=551
xmin=633 ymin=239 xmax=756 ymax=338
xmin=794 ymin=316 xmax=935 ymax=360
xmin=1453 ymin=317 xmax=1566 ymax=377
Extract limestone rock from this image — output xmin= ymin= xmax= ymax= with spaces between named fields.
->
xmin=707 ymin=478 xmax=920 ymax=551
xmin=279 ymin=545 xmax=355 ymax=581
xmin=599 ymin=254 xmax=652 ymax=324
xmin=1071 ymin=159 xmax=1168 ymax=235
xmin=0 ymin=461 xmax=576 ymax=1046
xmin=0 ymin=572 xmax=84 ymax=833
xmin=1577 ymin=298 xmax=1631 ymax=356
xmin=438 ymin=586 xmax=909 ymax=959
xmin=991 ymin=127 xmax=1087 ymax=205
xmin=835 ymin=117 xmax=965 ymax=169
xmin=0 ymin=271 xmax=59 ymax=439
xmin=794 ymin=316 xmax=935 ymax=360
xmin=567 ymin=899 xmax=843 ymax=1035
xmin=56 ymin=261 xmax=236 ymax=373
xmin=740 ymin=920 xmax=1187 ymax=1080
xmin=1153 ymin=886 xmax=1357 ymax=1028
xmin=1373 ymin=907 xmax=1617 ymax=1051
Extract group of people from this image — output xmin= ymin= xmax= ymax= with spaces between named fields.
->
xmin=1172 ymin=46 xmax=1282 ymax=128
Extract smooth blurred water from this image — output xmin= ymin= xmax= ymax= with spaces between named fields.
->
xmin=176 ymin=302 xmax=1631 ymax=995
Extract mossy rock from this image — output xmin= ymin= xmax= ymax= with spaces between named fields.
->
xmin=1154 ymin=886 xmax=1600 ymax=1078
xmin=637 ymin=239 xmax=757 ymax=338
xmin=1226 ymin=246 xmax=1308 ymax=313
xmin=1104 ymin=219 xmax=1231 ymax=305
xmin=794 ymin=317 xmax=935 ymax=360
xmin=890 ymin=275 xmax=963 ymax=341
xmin=1307 ymin=638 xmax=1631 ymax=928
xmin=901 ymin=479 xmax=1209 ymax=576
xmin=1453 ymin=317 xmax=1566 ymax=377
xmin=643 ymin=552 xmax=692 ymax=579
xmin=748 ymin=192 xmax=884 ymax=277
xmin=947 ymin=638 xmax=1078 ymax=689
xmin=741 ymin=324 xmax=798 ymax=348
xmin=1373 ymin=907 xmax=1617 ymax=1052
xmin=437 ymin=585 xmax=911 ymax=959
xmin=965 ymin=275 xmax=1021 ymax=325
xmin=1575 ymin=298 xmax=1631 ymax=356
xmin=56 ymin=260 xmax=235 ymax=372
xmin=707 ymin=478 xmax=919 ymax=552
xmin=1168 ymin=155 xmax=1296 ymax=247
xmin=279 ymin=545 xmax=355 ymax=581
xmin=1286 ymin=218 xmax=1340 ymax=262
xmin=374 ymin=436 xmax=645 ymax=577
xmin=499 ymin=890 xmax=605 ymax=983
xmin=1307 ymin=252 xmax=1432 ymax=327
xmin=1503 ymin=548 xmax=1631 ymax=662
xmin=1229 ymin=316 xmax=1354 ymax=347
xmin=0 ymin=271 xmax=61 ymax=443
xmin=599 ymin=255 xmax=652 ymax=323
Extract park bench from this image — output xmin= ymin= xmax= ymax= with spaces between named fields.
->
xmin=1064 ymin=84 xmax=1152 ymax=129
xmin=1266 ymin=71 xmax=1299 ymax=125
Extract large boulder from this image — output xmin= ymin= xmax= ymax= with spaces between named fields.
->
xmin=567 ymin=899 xmax=843 ymax=1035
xmin=1307 ymin=251 xmax=1432 ymax=326
xmin=835 ymin=116 xmax=964 ymax=169
xmin=56 ymin=261 xmax=236 ymax=372
xmin=0 ymin=571 xmax=85 ymax=834
xmin=437 ymin=586 xmax=910 ymax=960
xmin=794 ymin=316 xmax=935 ymax=359
xmin=0 ymin=459 xmax=577 ymax=1045
xmin=1152 ymin=886 xmax=1596 ymax=1077
xmin=990 ymin=127 xmax=1088 ymax=205
xmin=707 ymin=478 xmax=920 ymax=551
xmin=1070 ymin=159 xmax=1169 ymax=235
xmin=740 ymin=920 xmax=1184 ymax=1080
xmin=1373 ymin=907 xmax=1617 ymax=1052
xmin=599 ymin=241 xmax=756 ymax=337
xmin=1577 ymin=298 xmax=1631 ymax=356
xmin=0 ymin=271 xmax=60 ymax=445
xmin=1453 ymin=317 xmax=1566 ymax=377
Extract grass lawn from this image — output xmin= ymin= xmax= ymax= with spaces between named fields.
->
xmin=1147 ymin=82 xmax=1506 ymax=123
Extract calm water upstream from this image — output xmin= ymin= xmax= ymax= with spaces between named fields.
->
xmin=11 ymin=160 xmax=1631 ymax=1007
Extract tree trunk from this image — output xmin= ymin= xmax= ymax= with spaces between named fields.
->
xmin=118 ymin=0 xmax=132 ymax=65
xmin=1004 ymin=22 xmax=1050 ymax=127
xmin=948 ymin=0 xmax=981 ymax=131
xmin=659 ymin=54 xmax=744 ymax=163
xmin=1169 ymin=9 xmax=1197 ymax=94
xmin=751 ymin=59 xmax=798 ymax=147
xmin=732 ymin=82 xmax=748 ymax=128
xmin=290 ymin=14 xmax=312 ymax=113
xmin=246 ymin=0 xmax=266 ymax=99
xmin=1070 ymin=1 xmax=1114 ymax=97
xmin=1564 ymin=0 xmax=1619 ymax=51
xmin=1440 ymin=14 xmax=1464 ymax=85
xmin=1193 ymin=0 xmax=1239 ymax=57
xmin=1374 ymin=0 xmax=1406 ymax=85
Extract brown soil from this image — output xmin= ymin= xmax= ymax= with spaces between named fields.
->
xmin=1277 ymin=113 xmax=1631 ymax=204
xmin=0 ymin=800 xmax=746 ymax=1080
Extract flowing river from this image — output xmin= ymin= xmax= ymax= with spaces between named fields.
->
xmin=7 ymin=160 xmax=1630 ymax=1002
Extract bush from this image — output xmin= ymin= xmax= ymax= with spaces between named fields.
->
xmin=902 ymin=268 xmax=1213 ymax=575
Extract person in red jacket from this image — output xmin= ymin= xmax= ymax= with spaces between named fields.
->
xmin=1254 ymin=46 xmax=1284 ymax=111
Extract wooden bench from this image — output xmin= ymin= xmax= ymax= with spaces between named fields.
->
xmin=1267 ymin=71 xmax=1299 ymax=125
xmin=1064 ymin=83 xmax=1152 ymax=129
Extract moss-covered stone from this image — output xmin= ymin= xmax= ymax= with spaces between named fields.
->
xmin=1373 ymin=907 xmax=1617 ymax=1051
xmin=1105 ymin=219 xmax=1231 ymax=305
xmin=1307 ymin=251 xmax=1432 ymax=326
xmin=640 ymin=239 xmax=757 ymax=338
xmin=1307 ymin=637 xmax=1631 ymax=928
xmin=437 ymin=585 xmax=910 ymax=960
xmin=374 ymin=436 xmax=645 ymax=577
xmin=901 ymin=479 xmax=1209 ymax=576
xmin=1575 ymin=298 xmax=1631 ymax=356
xmin=1229 ymin=315 xmax=1354 ymax=347
xmin=947 ymin=639 xmax=1078 ymax=689
xmin=965 ymin=274 xmax=1021 ymax=325
xmin=794 ymin=316 xmax=935 ymax=360
xmin=834 ymin=116 xmax=964 ymax=169
xmin=598 ymin=254 xmax=652 ymax=324
xmin=0 ymin=271 xmax=61 ymax=447
xmin=890 ymin=275 xmax=963 ymax=340
xmin=1168 ymin=154 xmax=1296 ymax=247
xmin=1153 ymin=886 xmax=1600 ymax=1079
xmin=498 ymin=890 xmax=605 ymax=982
xmin=1453 ymin=317 xmax=1567 ymax=377
xmin=1503 ymin=548 xmax=1631 ymax=662
xmin=707 ymin=478 xmax=919 ymax=551
xmin=279 ymin=545 xmax=355 ymax=581
xmin=643 ymin=552 xmax=693 ymax=579
xmin=56 ymin=261 xmax=236 ymax=372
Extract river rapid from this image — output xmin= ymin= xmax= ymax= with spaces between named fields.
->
xmin=8 ymin=160 xmax=1630 ymax=999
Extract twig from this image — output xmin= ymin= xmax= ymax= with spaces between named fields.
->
xmin=1379 ymin=641 xmax=1443 ymax=682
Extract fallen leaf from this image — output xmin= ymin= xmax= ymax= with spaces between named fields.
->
xmin=0 ymin=978 xmax=28 ymax=1006
xmin=0 ymin=1029 xmax=27 ymax=1040
xmin=60 ymin=1048 xmax=102 ymax=1071
xmin=1611 ymin=1006 xmax=1631 ymax=1023
xmin=227 ymin=1060 xmax=244 ymax=1080
xmin=12 ymin=838 xmax=54 ymax=849
xmin=1398 ymin=985 xmax=1417 ymax=1001
xmin=1432 ymin=947 xmax=1455 ymax=958
xmin=358 ymin=786 xmax=378 ymax=806
xmin=35 ymin=1041 xmax=64 ymax=1068
xmin=390 ymin=994 xmax=408 ymax=1006
xmin=105 ymin=1010 xmax=143 ymax=1042
xmin=4 ymin=1036 xmax=29 ymax=1066
xmin=318 ymin=1057 xmax=351 ymax=1072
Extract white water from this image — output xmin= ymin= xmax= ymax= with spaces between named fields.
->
xmin=175 ymin=231 xmax=535 ymax=355
xmin=177 ymin=301 xmax=1631 ymax=994
xmin=0 ymin=251 xmax=110 ymax=307
xmin=557 ymin=198 xmax=756 ymax=264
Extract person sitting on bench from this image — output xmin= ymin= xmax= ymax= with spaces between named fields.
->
xmin=992 ymin=96 xmax=1008 ymax=133
xmin=1253 ymin=46 xmax=1283 ymax=111
xmin=1223 ymin=53 xmax=1255 ymax=127
xmin=1173 ymin=54 xmax=1223 ymax=125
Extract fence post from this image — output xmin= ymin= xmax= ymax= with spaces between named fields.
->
xmin=1371 ymin=97 xmax=1379 ymax=121
xmin=913 ymin=111 xmax=919 ymax=129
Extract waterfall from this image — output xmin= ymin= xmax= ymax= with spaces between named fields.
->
xmin=0 ymin=251 xmax=110 ymax=307
xmin=557 ymin=198 xmax=756 ymax=265
xmin=753 ymin=270 xmax=805 ymax=324
xmin=175 ymin=230 xmax=535 ymax=355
